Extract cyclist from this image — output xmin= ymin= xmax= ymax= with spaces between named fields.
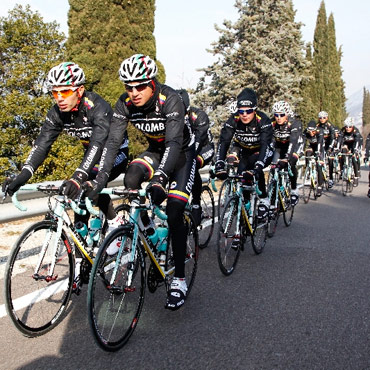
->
xmin=84 ymin=54 xmax=195 ymax=311
xmin=364 ymin=132 xmax=370 ymax=197
xmin=339 ymin=117 xmax=361 ymax=186
xmin=215 ymin=88 xmax=273 ymax=219
xmin=177 ymin=89 xmax=214 ymax=226
xmin=2 ymin=62 xmax=128 ymax=227
xmin=317 ymin=111 xmax=335 ymax=188
xmin=271 ymin=101 xmax=302 ymax=206
xmin=303 ymin=120 xmax=325 ymax=196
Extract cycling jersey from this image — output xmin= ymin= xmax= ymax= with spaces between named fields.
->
xmin=339 ymin=126 xmax=362 ymax=151
xmin=316 ymin=121 xmax=334 ymax=150
xmin=23 ymin=91 xmax=128 ymax=178
xmin=271 ymin=118 xmax=302 ymax=160
xmin=98 ymin=81 xmax=192 ymax=179
xmin=365 ymin=133 xmax=370 ymax=158
xmin=304 ymin=127 xmax=324 ymax=159
xmin=216 ymin=110 xmax=273 ymax=166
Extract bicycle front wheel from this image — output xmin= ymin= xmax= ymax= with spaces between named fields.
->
xmin=267 ymin=178 xmax=279 ymax=238
xmin=217 ymin=196 xmax=241 ymax=275
xmin=4 ymin=220 xmax=74 ymax=337
xmin=217 ymin=179 xmax=232 ymax=218
xmin=87 ymin=226 xmax=145 ymax=352
xmin=302 ymin=167 xmax=312 ymax=203
xmin=282 ymin=181 xmax=294 ymax=227
xmin=198 ymin=185 xmax=215 ymax=249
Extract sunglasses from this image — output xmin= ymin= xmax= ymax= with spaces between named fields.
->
xmin=318 ymin=116 xmax=327 ymax=119
xmin=125 ymin=81 xmax=152 ymax=92
xmin=238 ymin=108 xmax=255 ymax=115
xmin=274 ymin=113 xmax=286 ymax=118
xmin=51 ymin=87 xmax=79 ymax=99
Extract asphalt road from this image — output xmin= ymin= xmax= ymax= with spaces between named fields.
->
xmin=1 ymin=168 xmax=370 ymax=370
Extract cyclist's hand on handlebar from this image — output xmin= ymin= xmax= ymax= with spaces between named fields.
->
xmin=277 ymin=159 xmax=288 ymax=169
xmin=60 ymin=170 xmax=88 ymax=199
xmin=82 ymin=172 xmax=108 ymax=201
xmin=147 ymin=172 xmax=168 ymax=206
xmin=242 ymin=170 xmax=256 ymax=182
xmin=215 ymin=160 xmax=227 ymax=180
xmin=2 ymin=169 xmax=32 ymax=197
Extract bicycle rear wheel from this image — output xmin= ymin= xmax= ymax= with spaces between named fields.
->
xmin=4 ymin=220 xmax=74 ymax=337
xmin=302 ymin=167 xmax=312 ymax=203
xmin=87 ymin=226 xmax=145 ymax=352
xmin=217 ymin=196 xmax=241 ymax=275
xmin=198 ymin=185 xmax=215 ymax=249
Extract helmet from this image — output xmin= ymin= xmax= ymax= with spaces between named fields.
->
xmin=229 ymin=101 xmax=238 ymax=114
xmin=318 ymin=111 xmax=329 ymax=119
xmin=119 ymin=54 xmax=158 ymax=83
xmin=177 ymin=89 xmax=190 ymax=112
xmin=272 ymin=100 xmax=294 ymax=116
xmin=344 ymin=117 xmax=354 ymax=127
xmin=47 ymin=62 xmax=85 ymax=88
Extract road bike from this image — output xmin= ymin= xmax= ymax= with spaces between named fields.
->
xmin=217 ymin=174 xmax=267 ymax=276
xmin=341 ymin=152 xmax=354 ymax=196
xmin=266 ymin=161 xmax=295 ymax=237
xmin=302 ymin=155 xmax=318 ymax=203
xmin=87 ymin=188 xmax=198 ymax=351
xmin=4 ymin=184 xmax=105 ymax=337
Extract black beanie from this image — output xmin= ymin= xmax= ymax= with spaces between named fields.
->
xmin=237 ymin=88 xmax=257 ymax=108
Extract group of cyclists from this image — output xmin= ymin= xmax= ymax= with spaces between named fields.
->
xmin=2 ymin=54 xmax=368 ymax=312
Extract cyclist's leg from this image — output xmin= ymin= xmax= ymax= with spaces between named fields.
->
xmin=166 ymin=148 xmax=197 ymax=310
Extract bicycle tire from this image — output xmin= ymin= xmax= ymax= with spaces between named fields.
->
xmin=267 ymin=177 xmax=279 ymax=238
xmin=87 ymin=225 xmax=145 ymax=352
xmin=4 ymin=220 xmax=74 ymax=337
xmin=217 ymin=196 xmax=241 ymax=276
xmin=217 ymin=179 xmax=232 ymax=218
xmin=114 ymin=202 xmax=131 ymax=223
xmin=282 ymin=178 xmax=294 ymax=226
xmin=302 ymin=167 xmax=312 ymax=203
xmin=198 ymin=185 xmax=215 ymax=249
xmin=251 ymin=198 xmax=267 ymax=254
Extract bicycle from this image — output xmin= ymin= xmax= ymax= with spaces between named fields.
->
xmin=302 ymin=155 xmax=318 ymax=203
xmin=266 ymin=161 xmax=295 ymax=237
xmin=332 ymin=149 xmax=341 ymax=183
xmin=341 ymin=152 xmax=354 ymax=196
xmin=87 ymin=188 xmax=199 ymax=351
xmin=4 ymin=184 xmax=105 ymax=337
xmin=217 ymin=162 xmax=238 ymax=218
xmin=190 ymin=168 xmax=216 ymax=249
xmin=217 ymin=174 xmax=267 ymax=276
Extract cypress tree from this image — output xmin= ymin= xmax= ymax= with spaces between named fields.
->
xmin=194 ymin=0 xmax=308 ymax=128
xmin=67 ymin=0 xmax=166 ymax=157
xmin=363 ymin=87 xmax=370 ymax=128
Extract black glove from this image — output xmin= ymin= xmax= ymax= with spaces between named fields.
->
xmin=147 ymin=173 xmax=168 ymax=205
xmin=2 ymin=168 xmax=32 ymax=196
xmin=277 ymin=159 xmax=288 ymax=169
xmin=215 ymin=160 xmax=227 ymax=180
xmin=253 ymin=162 xmax=264 ymax=178
xmin=83 ymin=172 xmax=109 ymax=202
xmin=242 ymin=170 xmax=255 ymax=182
xmin=60 ymin=170 xmax=88 ymax=199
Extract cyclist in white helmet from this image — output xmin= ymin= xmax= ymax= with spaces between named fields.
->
xmin=317 ymin=111 xmax=335 ymax=188
xmin=270 ymin=100 xmax=303 ymax=206
xmin=84 ymin=54 xmax=195 ymax=311
xmin=2 ymin=61 xmax=129 ymax=234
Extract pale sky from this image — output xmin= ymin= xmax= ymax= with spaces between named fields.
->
xmin=1 ymin=0 xmax=369 ymax=99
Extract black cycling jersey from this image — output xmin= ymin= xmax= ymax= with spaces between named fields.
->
xmin=316 ymin=121 xmax=335 ymax=149
xmin=216 ymin=110 xmax=273 ymax=167
xmin=187 ymin=106 xmax=213 ymax=156
xmin=365 ymin=133 xmax=370 ymax=157
xmin=304 ymin=128 xmax=324 ymax=158
xmin=98 ymin=81 xmax=192 ymax=179
xmin=339 ymin=126 xmax=362 ymax=151
xmin=23 ymin=91 xmax=128 ymax=177
xmin=271 ymin=118 xmax=302 ymax=160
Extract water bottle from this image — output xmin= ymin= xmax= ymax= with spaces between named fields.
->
xmin=139 ymin=210 xmax=159 ymax=247
xmin=89 ymin=218 xmax=102 ymax=242
xmin=157 ymin=227 xmax=168 ymax=266
xmin=75 ymin=221 xmax=88 ymax=238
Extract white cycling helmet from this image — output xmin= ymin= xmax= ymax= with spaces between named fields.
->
xmin=119 ymin=54 xmax=158 ymax=83
xmin=344 ymin=117 xmax=354 ymax=127
xmin=318 ymin=111 xmax=329 ymax=119
xmin=272 ymin=100 xmax=294 ymax=116
xmin=47 ymin=62 xmax=85 ymax=88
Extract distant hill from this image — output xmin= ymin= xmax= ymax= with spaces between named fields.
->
xmin=346 ymin=85 xmax=370 ymax=129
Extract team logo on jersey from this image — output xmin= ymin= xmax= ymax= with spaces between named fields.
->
xmin=170 ymin=181 xmax=177 ymax=189
xmin=84 ymin=98 xmax=94 ymax=109
xmin=144 ymin=156 xmax=154 ymax=165
xmin=159 ymin=93 xmax=166 ymax=105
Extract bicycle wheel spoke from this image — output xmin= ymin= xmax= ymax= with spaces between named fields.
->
xmin=198 ymin=186 xmax=215 ymax=249
xmin=5 ymin=221 xmax=73 ymax=337
xmin=88 ymin=227 xmax=145 ymax=352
